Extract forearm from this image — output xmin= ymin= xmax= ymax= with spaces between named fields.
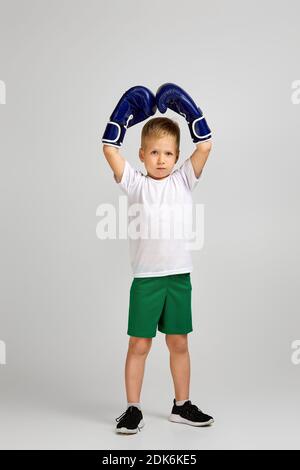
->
xmin=195 ymin=140 xmax=212 ymax=154
xmin=103 ymin=144 xmax=120 ymax=157
xmin=190 ymin=140 xmax=212 ymax=178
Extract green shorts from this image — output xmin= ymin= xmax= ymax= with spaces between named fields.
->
xmin=127 ymin=273 xmax=193 ymax=338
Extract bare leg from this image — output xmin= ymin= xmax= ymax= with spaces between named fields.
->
xmin=125 ymin=336 xmax=152 ymax=403
xmin=165 ymin=334 xmax=190 ymax=401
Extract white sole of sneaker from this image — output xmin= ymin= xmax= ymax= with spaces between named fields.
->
xmin=115 ymin=419 xmax=145 ymax=434
xmin=169 ymin=414 xmax=214 ymax=426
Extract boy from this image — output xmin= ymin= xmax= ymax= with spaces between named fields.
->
xmin=102 ymin=83 xmax=214 ymax=434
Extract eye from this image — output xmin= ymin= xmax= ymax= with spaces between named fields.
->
xmin=151 ymin=150 xmax=157 ymax=154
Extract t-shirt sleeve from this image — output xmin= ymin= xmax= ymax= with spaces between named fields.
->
xmin=114 ymin=159 xmax=142 ymax=195
xmin=177 ymin=157 xmax=201 ymax=191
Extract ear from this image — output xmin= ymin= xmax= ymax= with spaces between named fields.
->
xmin=139 ymin=147 xmax=144 ymax=162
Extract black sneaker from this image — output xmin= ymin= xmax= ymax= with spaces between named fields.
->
xmin=169 ymin=399 xmax=214 ymax=426
xmin=115 ymin=406 xmax=145 ymax=434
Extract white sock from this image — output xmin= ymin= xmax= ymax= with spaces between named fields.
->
xmin=127 ymin=402 xmax=141 ymax=411
xmin=176 ymin=399 xmax=189 ymax=406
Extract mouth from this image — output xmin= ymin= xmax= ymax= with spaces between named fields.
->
xmin=157 ymin=168 xmax=166 ymax=170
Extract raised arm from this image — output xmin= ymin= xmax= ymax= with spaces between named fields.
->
xmin=190 ymin=140 xmax=212 ymax=178
xmin=156 ymin=82 xmax=212 ymax=178
xmin=101 ymin=85 xmax=157 ymax=183
xmin=103 ymin=144 xmax=125 ymax=183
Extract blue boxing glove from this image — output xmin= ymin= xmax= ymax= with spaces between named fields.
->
xmin=156 ymin=83 xmax=211 ymax=144
xmin=102 ymin=85 xmax=157 ymax=148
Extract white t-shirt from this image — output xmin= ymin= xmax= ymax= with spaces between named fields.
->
xmin=115 ymin=157 xmax=201 ymax=277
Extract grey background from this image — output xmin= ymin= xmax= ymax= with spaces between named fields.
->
xmin=0 ymin=0 xmax=299 ymax=450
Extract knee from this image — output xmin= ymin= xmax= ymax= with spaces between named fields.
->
xmin=129 ymin=337 xmax=152 ymax=356
xmin=166 ymin=335 xmax=188 ymax=354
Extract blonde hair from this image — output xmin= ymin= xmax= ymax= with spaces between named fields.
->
xmin=141 ymin=117 xmax=180 ymax=159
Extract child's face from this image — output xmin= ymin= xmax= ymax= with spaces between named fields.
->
xmin=139 ymin=134 xmax=179 ymax=180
